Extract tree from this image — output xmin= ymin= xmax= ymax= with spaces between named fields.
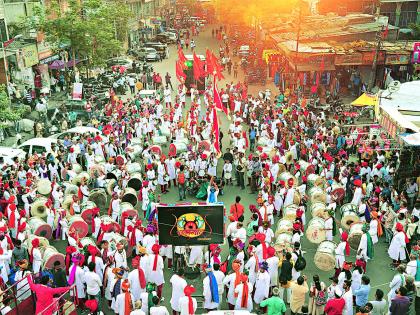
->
xmin=0 ymin=85 xmax=25 ymax=129
xmin=409 ymin=23 xmax=420 ymax=39
xmin=31 ymin=0 xmax=132 ymax=68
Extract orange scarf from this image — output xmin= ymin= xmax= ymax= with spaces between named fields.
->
xmin=240 ymin=280 xmax=249 ymax=308
xmin=124 ymin=291 xmax=132 ymax=314
xmin=376 ymin=219 xmax=383 ymax=237
xmin=232 ymin=261 xmax=241 ymax=298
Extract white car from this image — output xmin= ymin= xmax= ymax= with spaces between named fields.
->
xmin=18 ymin=138 xmax=59 ymax=155
xmin=238 ymin=45 xmax=250 ymax=56
xmin=50 ymin=126 xmax=104 ymax=140
xmin=0 ymin=147 xmax=26 ymax=165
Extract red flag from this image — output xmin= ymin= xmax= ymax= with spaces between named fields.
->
xmin=206 ymin=49 xmax=214 ymax=75
xmin=210 ymin=51 xmax=224 ymax=81
xmin=178 ymin=47 xmax=187 ymax=67
xmin=383 ymin=24 xmax=389 ymax=39
xmin=316 ymin=57 xmax=325 ymax=87
xmin=176 ymin=61 xmax=186 ymax=82
xmin=213 ymin=75 xmax=229 ymax=117
xmin=193 ymin=52 xmax=204 ymax=82
xmin=212 ymin=107 xmax=220 ymax=153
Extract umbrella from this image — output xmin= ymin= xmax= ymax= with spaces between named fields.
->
xmin=67 ymin=59 xmax=82 ymax=68
xmin=351 ymin=93 xmax=378 ymax=107
xmin=48 ymin=60 xmax=65 ymax=70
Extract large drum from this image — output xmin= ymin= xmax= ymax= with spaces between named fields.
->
xmin=310 ymin=202 xmax=327 ymax=218
xmin=64 ymin=183 xmax=78 ymax=196
xmin=106 ymin=179 xmax=117 ymax=195
xmin=25 ymin=235 xmax=49 ymax=252
xmin=62 ymin=194 xmax=74 ymax=212
xmin=305 ymin=217 xmax=326 ymax=244
xmin=100 ymin=215 xmax=121 ymax=233
xmin=127 ymin=145 xmax=142 ymax=160
xmin=106 ymin=170 xmax=122 ymax=181
xmin=127 ymin=173 xmax=143 ymax=191
xmin=160 ymin=126 xmax=171 ymax=138
xmin=274 ymin=233 xmax=292 ymax=257
xmin=73 ymin=163 xmax=83 ymax=174
xmin=340 ymin=203 xmax=359 ymax=230
xmin=126 ymin=162 xmax=142 ymax=175
xmin=68 ymin=215 xmax=89 ymax=238
xmin=307 ymin=187 xmax=327 ymax=204
xmin=278 ymin=172 xmax=297 ymax=188
xmin=307 ymin=174 xmax=325 ymax=188
xmin=94 ymin=155 xmax=105 ymax=164
xmin=72 ymin=172 xmax=90 ymax=186
xmin=89 ymin=188 xmax=107 ymax=211
xmin=331 ymin=183 xmax=346 ymax=202
xmin=257 ymin=137 xmax=268 ymax=146
xmin=42 ymin=246 xmax=65 ymax=269
xmin=37 ymin=179 xmax=52 ymax=196
xmin=298 ymin=160 xmax=315 ymax=176
xmin=152 ymin=135 xmax=167 ymax=145
xmin=348 ymin=222 xmax=364 ymax=250
xmin=275 ymin=219 xmax=293 ymax=237
xmin=314 ymin=241 xmax=337 ymax=271
xmin=170 ymin=142 xmax=188 ymax=155
xmin=31 ymin=197 xmax=49 ymax=218
xmin=283 ymin=204 xmax=298 ymax=221
xmin=293 ymin=191 xmax=301 ymax=205
xmin=90 ymin=163 xmax=105 ymax=177
xmin=121 ymin=202 xmax=137 ymax=218
xmin=149 ymin=145 xmax=162 ymax=156
xmin=122 ymin=188 xmax=138 ymax=207
xmin=81 ymin=201 xmax=98 ymax=224
xmin=80 ymin=237 xmax=99 ymax=250
xmin=28 ymin=217 xmax=53 ymax=239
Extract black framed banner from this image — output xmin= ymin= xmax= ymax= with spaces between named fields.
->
xmin=157 ymin=203 xmax=225 ymax=245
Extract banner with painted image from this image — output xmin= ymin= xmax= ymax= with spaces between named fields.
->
xmin=72 ymin=82 xmax=83 ymax=100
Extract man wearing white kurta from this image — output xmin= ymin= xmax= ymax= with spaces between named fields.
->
xmin=253 ymin=266 xmax=270 ymax=305
xmin=283 ymin=187 xmax=295 ymax=208
xmin=169 ymin=271 xmax=187 ymax=313
xmin=32 ymin=246 xmax=42 ymax=274
xmin=388 ymin=223 xmax=407 ymax=262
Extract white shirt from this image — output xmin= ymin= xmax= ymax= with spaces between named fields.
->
xmin=85 ymin=271 xmax=102 ymax=295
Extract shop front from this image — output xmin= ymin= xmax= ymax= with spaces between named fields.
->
xmin=7 ymin=42 xmax=39 ymax=90
xmin=385 ymin=52 xmax=411 ymax=82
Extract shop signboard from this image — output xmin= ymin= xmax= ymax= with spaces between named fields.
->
xmin=157 ymin=203 xmax=225 ymax=245
xmin=335 ymin=53 xmax=363 ymax=66
xmin=22 ymin=44 xmax=39 ymax=68
xmin=385 ymin=54 xmax=410 ymax=65
xmin=412 ymin=42 xmax=420 ymax=63
xmin=361 ymin=51 xmax=385 ymax=65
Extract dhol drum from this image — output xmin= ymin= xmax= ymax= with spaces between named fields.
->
xmin=127 ymin=145 xmax=142 ymax=161
xmin=80 ymin=237 xmax=99 ymax=251
xmin=293 ymin=191 xmax=301 ymax=205
xmin=62 ymin=194 xmax=74 ymax=213
xmin=262 ymin=147 xmax=277 ymax=159
xmin=73 ymin=163 xmax=83 ymax=174
xmin=173 ymin=142 xmax=188 ymax=154
xmin=130 ymin=137 xmax=142 ymax=146
xmin=283 ymin=204 xmax=298 ymax=221
xmin=310 ymin=202 xmax=327 ymax=218
xmin=25 ymin=235 xmax=49 ymax=252
xmin=331 ymin=183 xmax=346 ymax=202
xmin=68 ymin=215 xmax=89 ymax=238
xmin=89 ymin=188 xmax=107 ymax=211
xmin=122 ymin=188 xmax=138 ymax=207
xmin=275 ymin=219 xmax=293 ymax=237
xmin=72 ymin=172 xmax=90 ymax=186
xmin=90 ymin=163 xmax=105 ymax=177
xmin=42 ymin=246 xmax=65 ymax=269
xmin=31 ymin=197 xmax=49 ymax=218
xmin=37 ymin=179 xmax=52 ymax=196
xmin=314 ymin=241 xmax=337 ymax=271
xmin=106 ymin=179 xmax=117 ymax=196
xmin=340 ymin=203 xmax=360 ymax=230
xmin=106 ymin=169 xmax=122 ymax=181
xmin=307 ymin=174 xmax=325 ymax=188
xmin=115 ymin=155 xmax=127 ymax=166
xmin=126 ymin=162 xmax=142 ymax=175
xmin=278 ymin=172 xmax=297 ymax=188
xmin=94 ymin=155 xmax=105 ymax=164
xmin=127 ymin=173 xmax=143 ymax=191
xmin=160 ymin=126 xmax=171 ymax=138
xmin=305 ymin=217 xmax=326 ymax=244
xmin=149 ymin=145 xmax=162 ymax=156
xmin=348 ymin=222 xmax=364 ymax=250
xmin=298 ymin=160 xmax=315 ymax=176
xmin=64 ymin=183 xmax=78 ymax=196
xmin=307 ymin=186 xmax=327 ymax=204
xmin=257 ymin=137 xmax=268 ymax=146
xmin=100 ymin=215 xmax=120 ymax=233
xmin=278 ymin=163 xmax=286 ymax=174
xmin=275 ymin=233 xmax=292 ymax=249
xmin=152 ymin=135 xmax=167 ymax=145
xmin=28 ymin=217 xmax=53 ymax=239
xmin=81 ymin=201 xmax=98 ymax=224
xmin=121 ymin=202 xmax=137 ymax=218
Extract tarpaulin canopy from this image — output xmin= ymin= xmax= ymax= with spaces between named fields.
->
xmin=351 ymin=93 xmax=378 ymax=107
xmin=400 ymin=132 xmax=420 ymax=146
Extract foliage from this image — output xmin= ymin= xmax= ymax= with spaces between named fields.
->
xmin=0 ymin=85 xmax=24 ymax=129
xmin=408 ymin=23 xmax=420 ymax=39
xmin=30 ymin=0 xmax=132 ymax=67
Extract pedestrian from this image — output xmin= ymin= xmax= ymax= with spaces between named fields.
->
xmin=354 ymin=275 xmax=371 ymax=312
xmin=324 ymin=287 xmax=345 ymax=315
xmin=289 ymin=275 xmax=309 ymax=315
xmin=165 ymin=72 xmax=173 ymax=90
xmin=389 ymin=286 xmax=410 ymax=315
xmin=260 ymin=287 xmax=287 ymax=315
xmin=369 ymin=289 xmax=387 ymax=315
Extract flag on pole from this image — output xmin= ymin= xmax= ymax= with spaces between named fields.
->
xmin=316 ymin=57 xmax=325 ymax=87
xmin=212 ymin=107 xmax=220 ymax=153
xmin=213 ymin=75 xmax=229 ymax=117
xmin=205 ymin=49 xmax=214 ymax=75
xmin=210 ymin=51 xmax=224 ymax=80
xmin=193 ymin=52 xmax=204 ymax=82
xmin=176 ymin=60 xmax=186 ymax=82
xmin=178 ymin=47 xmax=188 ymax=68
xmin=383 ymin=24 xmax=389 ymax=39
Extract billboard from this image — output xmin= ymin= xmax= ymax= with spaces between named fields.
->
xmin=157 ymin=203 xmax=224 ymax=245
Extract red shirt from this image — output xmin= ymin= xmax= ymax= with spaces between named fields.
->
xmin=324 ymin=297 xmax=346 ymax=315
xmin=229 ymin=203 xmax=244 ymax=221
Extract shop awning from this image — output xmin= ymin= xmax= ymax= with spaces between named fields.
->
xmin=400 ymin=132 xmax=420 ymax=146
xmin=351 ymin=93 xmax=378 ymax=107
xmin=295 ymin=64 xmax=335 ymax=72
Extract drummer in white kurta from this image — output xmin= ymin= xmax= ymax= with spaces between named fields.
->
xmin=324 ymin=211 xmax=335 ymax=241
xmin=147 ymin=244 xmax=165 ymax=297
xmin=388 ymin=222 xmax=408 ymax=263
xmin=253 ymin=262 xmax=270 ymax=305
xmin=351 ymin=179 xmax=363 ymax=206
xmin=335 ymin=231 xmax=349 ymax=271
xmin=283 ymin=179 xmax=296 ymax=208
xmin=169 ymin=270 xmax=187 ymax=313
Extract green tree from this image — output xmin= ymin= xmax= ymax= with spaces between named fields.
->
xmin=0 ymin=85 xmax=25 ymax=129
xmin=409 ymin=23 xmax=420 ymax=39
xmin=31 ymin=0 xmax=132 ymax=68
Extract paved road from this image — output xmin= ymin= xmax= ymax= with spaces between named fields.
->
xmin=42 ymin=26 xmax=397 ymax=314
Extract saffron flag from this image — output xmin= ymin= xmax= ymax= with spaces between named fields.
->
xmin=212 ymin=107 xmax=220 ymax=153
xmin=176 ymin=61 xmax=186 ymax=82
xmin=213 ymin=75 xmax=228 ymax=117
xmin=383 ymin=24 xmax=389 ymax=39
xmin=193 ymin=52 xmax=204 ymax=82
xmin=178 ymin=47 xmax=187 ymax=67
xmin=210 ymin=51 xmax=224 ymax=80
xmin=206 ymin=49 xmax=214 ymax=75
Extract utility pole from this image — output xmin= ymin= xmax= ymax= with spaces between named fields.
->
xmin=294 ymin=0 xmax=303 ymax=84
xmin=368 ymin=24 xmax=384 ymax=91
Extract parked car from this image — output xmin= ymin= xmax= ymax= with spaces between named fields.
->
xmin=238 ymin=45 xmax=250 ymax=56
xmin=0 ymin=147 xmax=26 ymax=165
xmin=106 ymin=57 xmax=133 ymax=69
xmin=138 ymin=47 xmax=160 ymax=62
xmin=18 ymin=138 xmax=59 ymax=155
xmin=156 ymin=32 xmax=177 ymax=44
xmin=144 ymin=42 xmax=168 ymax=59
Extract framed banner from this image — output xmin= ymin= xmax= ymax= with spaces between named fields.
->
xmin=157 ymin=203 xmax=225 ymax=245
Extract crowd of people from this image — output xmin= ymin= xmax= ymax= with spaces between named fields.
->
xmin=0 ymin=23 xmax=418 ymax=315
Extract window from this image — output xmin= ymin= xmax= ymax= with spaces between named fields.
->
xmin=19 ymin=145 xmax=30 ymax=153
xmin=32 ymin=145 xmax=46 ymax=154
